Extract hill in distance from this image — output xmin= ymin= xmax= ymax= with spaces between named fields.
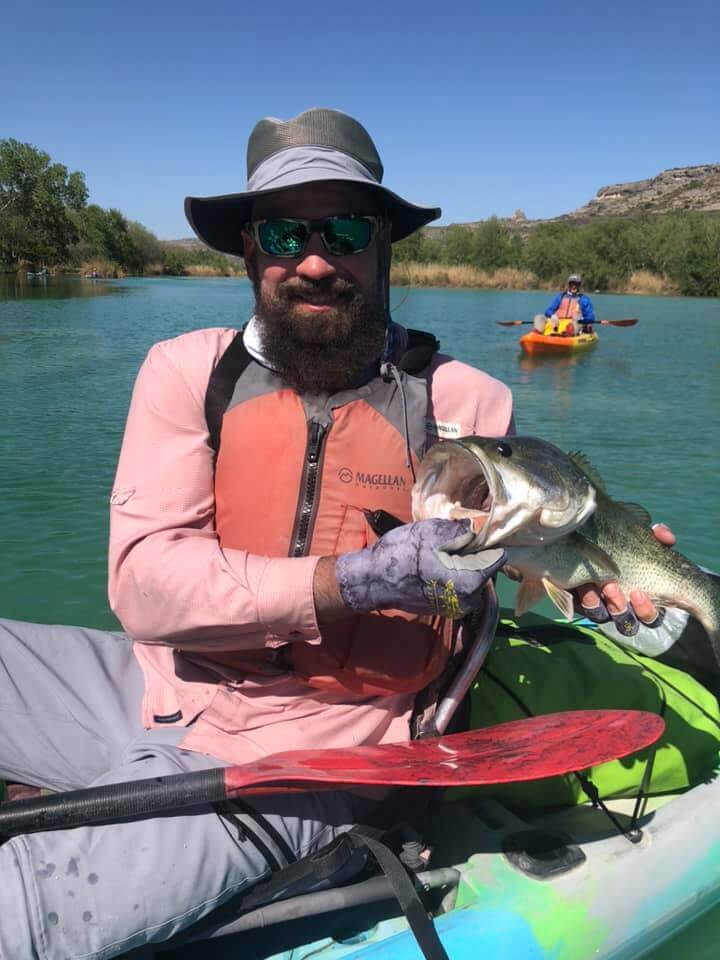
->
xmin=558 ymin=163 xmax=720 ymax=221
xmin=446 ymin=162 xmax=720 ymax=237
xmin=166 ymin=162 xmax=720 ymax=248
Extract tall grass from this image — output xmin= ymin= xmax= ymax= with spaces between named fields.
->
xmin=390 ymin=262 xmax=541 ymax=290
xmin=183 ymin=263 xmax=245 ymax=277
xmin=390 ymin=261 xmax=684 ymax=295
xmin=622 ymin=271 xmax=680 ymax=296
xmin=80 ymin=258 xmax=125 ymax=279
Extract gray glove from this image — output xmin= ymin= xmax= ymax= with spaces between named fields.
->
xmin=335 ymin=518 xmax=506 ymax=619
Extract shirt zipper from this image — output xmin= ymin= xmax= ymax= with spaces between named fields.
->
xmin=291 ymin=420 xmax=327 ymax=557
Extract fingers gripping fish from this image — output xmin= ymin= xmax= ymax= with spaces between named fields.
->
xmin=412 ymin=436 xmax=720 ymax=661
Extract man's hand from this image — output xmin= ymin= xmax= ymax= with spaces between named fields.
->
xmin=576 ymin=523 xmax=676 ymax=635
xmin=327 ymin=519 xmax=505 ymax=620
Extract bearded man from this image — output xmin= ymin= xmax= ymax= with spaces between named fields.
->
xmin=0 ymin=108 xmax=672 ymax=958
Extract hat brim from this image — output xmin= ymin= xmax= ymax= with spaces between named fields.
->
xmin=184 ymin=179 xmax=440 ymax=258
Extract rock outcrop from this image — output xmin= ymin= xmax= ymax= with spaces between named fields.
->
xmin=168 ymin=163 xmax=720 ymax=249
xmin=562 ymin=164 xmax=720 ymax=220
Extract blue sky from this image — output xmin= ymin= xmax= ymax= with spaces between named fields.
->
xmin=3 ymin=0 xmax=718 ymax=239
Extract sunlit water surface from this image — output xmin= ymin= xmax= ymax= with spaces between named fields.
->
xmin=1 ymin=275 xmax=719 ymax=956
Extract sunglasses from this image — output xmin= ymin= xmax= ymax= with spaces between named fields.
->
xmin=251 ymin=216 xmax=380 ymax=258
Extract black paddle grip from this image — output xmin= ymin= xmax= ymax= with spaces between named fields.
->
xmin=0 ymin=767 xmax=227 ymax=838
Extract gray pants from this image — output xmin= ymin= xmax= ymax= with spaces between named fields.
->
xmin=0 ymin=619 xmax=364 ymax=959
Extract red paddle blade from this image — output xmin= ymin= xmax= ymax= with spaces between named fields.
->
xmin=224 ymin=709 xmax=664 ymax=796
xmin=601 ymin=318 xmax=639 ymax=327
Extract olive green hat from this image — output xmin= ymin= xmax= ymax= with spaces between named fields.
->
xmin=185 ymin=107 xmax=441 ymax=257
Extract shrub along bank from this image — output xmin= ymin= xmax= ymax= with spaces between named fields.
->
xmin=0 ymin=139 xmax=241 ymax=278
xmin=392 ymin=213 xmax=720 ymax=297
xmin=2 ymin=139 xmax=717 ymax=294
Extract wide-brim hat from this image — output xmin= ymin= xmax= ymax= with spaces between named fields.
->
xmin=185 ymin=108 xmax=441 ymax=257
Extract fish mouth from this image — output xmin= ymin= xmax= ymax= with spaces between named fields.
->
xmin=412 ymin=441 xmax=500 ymax=542
xmin=414 ymin=435 xmax=601 ymax=550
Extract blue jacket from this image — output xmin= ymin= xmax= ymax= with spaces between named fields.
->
xmin=544 ymin=292 xmax=596 ymax=322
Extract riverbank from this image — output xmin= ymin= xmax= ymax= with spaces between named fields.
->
xmin=389 ymin=263 xmax=680 ymax=295
xmin=77 ymin=257 xmax=245 ymax=279
xmin=11 ymin=261 xmax=682 ymax=296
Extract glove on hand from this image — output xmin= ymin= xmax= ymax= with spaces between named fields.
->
xmin=335 ymin=518 xmax=506 ymax=619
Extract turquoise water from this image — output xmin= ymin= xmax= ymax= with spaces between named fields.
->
xmin=3 ymin=275 xmax=716 ymax=626
xmin=1 ymin=275 xmax=719 ymax=955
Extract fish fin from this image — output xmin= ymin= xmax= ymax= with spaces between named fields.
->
xmin=567 ymin=452 xmax=608 ymax=493
xmin=572 ymin=533 xmax=621 ymax=580
xmin=616 ymin=502 xmax=653 ymax=526
xmin=542 ymin=579 xmax=576 ymax=620
xmin=514 ymin=579 xmax=546 ymax=617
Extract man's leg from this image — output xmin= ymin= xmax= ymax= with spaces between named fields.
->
xmin=1 ymin=739 xmax=359 ymax=959
xmin=0 ymin=618 xmax=145 ymax=790
xmin=0 ymin=621 xmax=363 ymax=958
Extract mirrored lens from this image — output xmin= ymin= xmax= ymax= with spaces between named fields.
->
xmin=323 ymin=217 xmax=373 ymax=255
xmin=258 ymin=220 xmax=309 ymax=257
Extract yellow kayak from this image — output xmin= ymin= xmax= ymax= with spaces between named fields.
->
xmin=520 ymin=330 xmax=599 ymax=354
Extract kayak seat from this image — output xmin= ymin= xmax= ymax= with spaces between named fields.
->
xmin=128 ymin=819 xmax=455 ymax=960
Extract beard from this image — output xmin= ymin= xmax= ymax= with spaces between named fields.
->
xmin=253 ymin=274 xmax=388 ymax=394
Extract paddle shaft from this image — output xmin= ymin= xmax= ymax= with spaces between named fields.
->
xmin=0 ymin=710 xmax=664 ymax=839
xmin=497 ymin=318 xmax=638 ymax=327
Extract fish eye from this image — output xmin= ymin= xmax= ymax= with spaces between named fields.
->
xmin=496 ymin=441 xmax=512 ymax=458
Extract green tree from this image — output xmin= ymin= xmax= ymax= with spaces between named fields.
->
xmin=392 ymin=230 xmax=431 ymax=264
xmin=441 ymin=225 xmax=475 ymax=265
xmin=0 ymin=139 xmax=87 ymax=268
xmin=522 ymin=223 xmax=567 ymax=281
xmin=127 ymin=220 xmax=164 ymax=268
xmin=470 ymin=218 xmax=521 ymax=270
xmin=161 ymin=248 xmax=187 ymax=276
xmin=655 ymin=213 xmax=720 ymax=296
xmin=73 ymin=205 xmax=151 ymax=274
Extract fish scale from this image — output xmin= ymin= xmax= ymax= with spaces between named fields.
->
xmin=413 ymin=435 xmax=720 ymax=662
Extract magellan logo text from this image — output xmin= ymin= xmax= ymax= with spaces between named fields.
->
xmin=356 ymin=472 xmax=406 ymax=488
xmin=338 ymin=469 xmax=407 ymax=488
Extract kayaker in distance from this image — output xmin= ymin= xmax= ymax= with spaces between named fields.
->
xmin=534 ymin=273 xmax=596 ymax=336
xmin=0 ymin=108 xmax=675 ymax=958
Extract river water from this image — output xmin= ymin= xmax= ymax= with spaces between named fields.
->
xmin=0 ymin=275 xmax=719 ymax=956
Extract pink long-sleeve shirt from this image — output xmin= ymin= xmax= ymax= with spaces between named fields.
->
xmin=109 ymin=327 xmax=513 ymax=763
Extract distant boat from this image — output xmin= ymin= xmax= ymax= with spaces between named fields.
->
xmin=519 ymin=330 xmax=599 ymax=354
xmin=26 ymin=269 xmax=50 ymax=280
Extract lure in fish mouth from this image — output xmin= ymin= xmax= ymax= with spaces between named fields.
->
xmin=412 ymin=435 xmax=720 ymax=660
xmin=412 ymin=436 xmax=597 ymax=548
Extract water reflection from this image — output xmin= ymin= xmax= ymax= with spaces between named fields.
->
xmin=514 ymin=347 xmax=602 ymax=417
xmin=0 ymin=275 xmax=119 ymax=301
xmin=517 ymin=350 xmax=586 ymax=373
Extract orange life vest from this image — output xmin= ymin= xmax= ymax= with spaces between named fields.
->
xmin=208 ymin=332 xmax=456 ymax=698
xmin=556 ymin=294 xmax=582 ymax=319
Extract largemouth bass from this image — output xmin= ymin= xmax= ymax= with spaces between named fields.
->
xmin=412 ymin=436 xmax=720 ymax=657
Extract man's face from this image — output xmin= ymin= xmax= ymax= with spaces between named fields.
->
xmin=568 ymin=282 xmax=580 ymax=294
xmin=242 ymin=183 xmax=388 ymax=394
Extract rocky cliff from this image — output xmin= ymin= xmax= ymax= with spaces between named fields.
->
xmin=559 ymin=163 xmax=720 ymax=221
xmin=168 ymin=163 xmax=720 ymax=248
xmin=425 ymin=163 xmax=720 ymax=238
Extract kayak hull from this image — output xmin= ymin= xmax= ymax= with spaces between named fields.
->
xmin=520 ymin=331 xmax=599 ymax=354
xmin=264 ymin=779 xmax=720 ymax=960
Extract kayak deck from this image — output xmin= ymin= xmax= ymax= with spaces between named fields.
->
xmin=520 ymin=331 xmax=599 ymax=354
xmin=257 ymin=780 xmax=720 ymax=960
